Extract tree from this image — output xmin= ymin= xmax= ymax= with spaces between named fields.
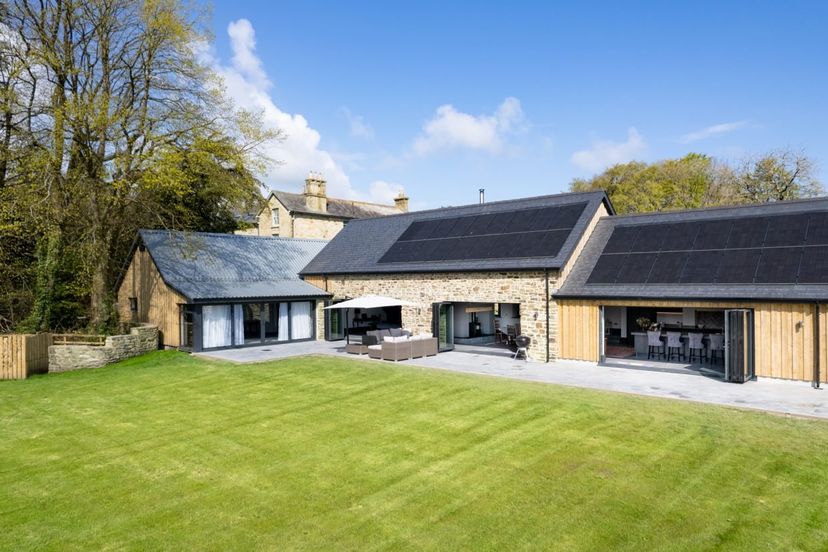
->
xmin=570 ymin=150 xmax=823 ymax=215
xmin=735 ymin=150 xmax=821 ymax=203
xmin=570 ymin=154 xmax=715 ymax=214
xmin=0 ymin=0 xmax=277 ymax=332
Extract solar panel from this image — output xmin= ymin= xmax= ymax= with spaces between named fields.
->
xmin=662 ymin=222 xmax=700 ymax=251
xmin=555 ymin=203 xmax=590 ymax=227
xmin=586 ymin=254 xmax=626 ymax=284
xmin=764 ymin=214 xmax=809 ymax=247
xmin=615 ymin=253 xmax=657 ymax=284
xmin=797 ymin=245 xmax=828 ymax=283
xmin=397 ymin=220 xmax=431 ymax=242
xmin=806 ymin=212 xmax=828 ymax=245
xmin=754 ymin=247 xmax=803 ymax=284
xmin=727 ymin=217 xmax=768 ymax=249
xmin=692 ymin=219 xmax=732 ymax=250
xmin=715 ymin=249 xmax=761 ymax=283
xmin=509 ymin=207 xmax=546 ymax=233
xmin=630 ymin=225 xmax=667 ymax=252
xmin=603 ymin=226 xmax=640 ymax=254
xmin=680 ymin=250 xmax=724 ymax=283
xmin=587 ymin=209 xmax=828 ymax=287
xmin=646 ymin=251 xmax=690 ymax=283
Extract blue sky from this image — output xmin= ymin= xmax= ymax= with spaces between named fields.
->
xmin=205 ymin=1 xmax=828 ymax=209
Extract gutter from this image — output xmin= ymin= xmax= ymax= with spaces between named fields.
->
xmin=545 ymin=269 xmax=550 ymax=363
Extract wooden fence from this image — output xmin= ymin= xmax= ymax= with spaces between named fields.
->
xmin=0 ymin=333 xmax=53 ymax=380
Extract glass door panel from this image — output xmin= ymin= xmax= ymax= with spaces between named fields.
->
xmin=433 ymin=302 xmax=455 ymax=352
xmin=263 ymin=302 xmax=280 ymax=341
xmin=325 ymin=302 xmax=345 ymax=341
xmin=725 ymin=309 xmax=754 ymax=383
xmin=243 ymin=303 xmax=262 ymax=344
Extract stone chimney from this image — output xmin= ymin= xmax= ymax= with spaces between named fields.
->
xmin=304 ymin=171 xmax=327 ymax=212
xmin=394 ymin=190 xmax=409 ymax=212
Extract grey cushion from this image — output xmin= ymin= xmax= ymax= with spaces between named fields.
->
xmin=379 ymin=329 xmax=392 ymax=339
xmin=389 ymin=328 xmax=403 ymax=337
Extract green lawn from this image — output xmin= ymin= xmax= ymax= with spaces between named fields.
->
xmin=2 ymin=352 xmax=827 ymax=550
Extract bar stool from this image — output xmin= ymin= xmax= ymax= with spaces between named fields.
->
xmin=688 ymin=332 xmax=706 ymax=363
xmin=647 ymin=330 xmax=664 ymax=360
xmin=666 ymin=331 xmax=684 ymax=361
xmin=708 ymin=334 xmax=724 ymax=364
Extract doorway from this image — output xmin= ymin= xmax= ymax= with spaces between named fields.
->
xmin=432 ymin=302 xmax=455 ymax=352
xmin=724 ymin=309 xmax=755 ymax=383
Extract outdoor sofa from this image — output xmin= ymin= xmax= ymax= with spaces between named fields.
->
xmin=367 ymin=332 xmax=438 ymax=361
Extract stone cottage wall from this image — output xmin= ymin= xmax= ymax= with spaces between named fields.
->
xmin=49 ymin=325 xmax=159 ymax=373
xmin=315 ymin=272 xmax=558 ymax=361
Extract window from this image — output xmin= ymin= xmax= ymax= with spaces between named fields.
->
xmin=271 ymin=208 xmax=280 ymax=227
xmin=129 ymin=297 xmax=138 ymax=313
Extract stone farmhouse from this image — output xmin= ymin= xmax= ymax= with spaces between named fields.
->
xmin=235 ymin=172 xmax=409 ymax=240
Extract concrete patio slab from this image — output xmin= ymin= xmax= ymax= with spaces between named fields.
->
xmin=195 ymin=341 xmax=828 ymax=420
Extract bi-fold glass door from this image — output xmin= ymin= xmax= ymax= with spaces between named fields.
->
xmin=324 ymin=300 xmax=346 ymax=341
xmin=724 ymin=309 xmax=755 ymax=383
xmin=432 ymin=302 xmax=455 ymax=352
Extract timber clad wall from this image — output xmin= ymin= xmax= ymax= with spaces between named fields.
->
xmin=558 ymin=299 xmax=828 ymax=383
xmin=0 ymin=333 xmax=52 ymax=380
xmin=116 ymin=248 xmax=186 ymax=348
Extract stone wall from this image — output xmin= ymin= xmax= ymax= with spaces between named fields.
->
xmin=314 ymin=271 xmax=558 ymax=361
xmin=49 ymin=325 xmax=159 ymax=373
xmin=292 ymin=215 xmax=346 ymax=240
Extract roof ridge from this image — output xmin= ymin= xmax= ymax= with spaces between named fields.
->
xmin=140 ymin=228 xmax=329 ymax=243
xmin=611 ymin=196 xmax=828 ymax=221
xmin=270 ymin=189 xmax=399 ymax=210
xmin=341 ymin=190 xmax=608 ymax=223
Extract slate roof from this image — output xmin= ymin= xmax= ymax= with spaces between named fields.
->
xmin=301 ymin=191 xmax=613 ymax=274
xmin=272 ymin=191 xmax=402 ymax=219
xmin=138 ymin=230 xmax=330 ymax=302
xmin=556 ymin=197 xmax=828 ymax=302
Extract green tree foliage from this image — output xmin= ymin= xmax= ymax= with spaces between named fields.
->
xmin=0 ymin=0 xmax=277 ymax=332
xmin=571 ymin=150 xmax=822 ymax=215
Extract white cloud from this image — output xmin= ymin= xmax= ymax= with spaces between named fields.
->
xmin=412 ymin=97 xmax=525 ymax=155
xmin=679 ymin=120 xmax=749 ymax=144
xmin=368 ymin=180 xmax=404 ymax=204
xmin=571 ymin=128 xmax=646 ymax=173
xmin=205 ymin=19 xmax=372 ymax=200
xmin=341 ymin=107 xmax=374 ymax=140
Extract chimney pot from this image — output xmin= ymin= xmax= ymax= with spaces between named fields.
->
xmin=394 ymin=189 xmax=410 ymax=212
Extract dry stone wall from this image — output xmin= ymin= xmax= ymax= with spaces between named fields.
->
xmin=316 ymin=271 xmax=558 ymax=361
xmin=49 ymin=325 xmax=159 ymax=373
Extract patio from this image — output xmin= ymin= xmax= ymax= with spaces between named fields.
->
xmin=196 ymin=341 xmax=828 ymax=420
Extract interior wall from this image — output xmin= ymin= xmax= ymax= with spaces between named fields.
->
xmin=604 ymin=306 xmax=626 ymax=338
xmin=452 ymin=303 xmax=495 ymax=338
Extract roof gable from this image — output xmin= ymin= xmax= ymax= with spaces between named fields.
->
xmin=301 ymin=191 xmax=612 ymax=274
xmin=138 ymin=230 xmax=330 ymax=302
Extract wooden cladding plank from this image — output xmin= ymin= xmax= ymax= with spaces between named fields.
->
xmin=558 ymin=301 xmax=599 ymax=362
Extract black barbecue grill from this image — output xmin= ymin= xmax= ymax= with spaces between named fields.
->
xmin=514 ymin=335 xmax=530 ymax=360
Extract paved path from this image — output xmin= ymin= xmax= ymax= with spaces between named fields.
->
xmin=197 ymin=342 xmax=828 ymax=420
